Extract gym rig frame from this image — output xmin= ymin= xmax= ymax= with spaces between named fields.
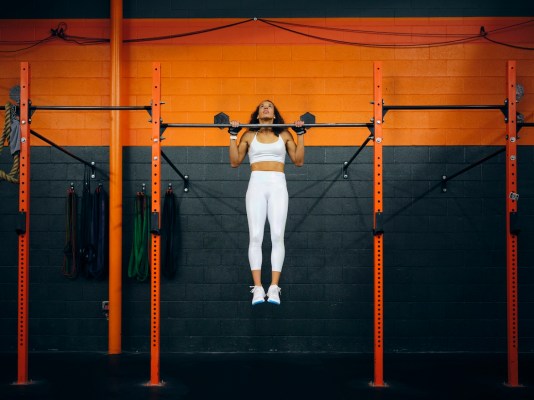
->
xmin=11 ymin=60 xmax=532 ymax=388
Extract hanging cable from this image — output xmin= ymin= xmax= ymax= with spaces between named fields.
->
xmin=128 ymin=190 xmax=151 ymax=282
xmin=161 ymin=185 xmax=178 ymax=279
xmin=257 ymin=18 xmax=483 ymax=48
xmin=62 ymin=184 xmax=78 ymax=279
xmin=1 ymin=19 xmax=532 ymax=51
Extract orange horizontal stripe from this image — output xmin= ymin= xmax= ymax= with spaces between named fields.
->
xmin=0 ymin=18 xmax=533 ymax=146
xmin=0 ymin=17 xmax=532 ymax=46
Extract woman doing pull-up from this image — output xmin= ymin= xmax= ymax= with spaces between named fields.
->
xmin=228 ymin=100 xmax=305 ymax=305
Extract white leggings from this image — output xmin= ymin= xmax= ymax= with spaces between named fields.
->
xmin=246 ymin=171 xmax=288 ymax=272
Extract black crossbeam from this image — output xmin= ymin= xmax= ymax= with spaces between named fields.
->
xmin=30 ymin=129 xmax=96 ymax=178
xmin=441 ymin=148 xmax=505 ymax=193
xmin=342 ymin=135 xmax=374 ymax=179
xmin=161 ymin=150 xmax=189 ymax=193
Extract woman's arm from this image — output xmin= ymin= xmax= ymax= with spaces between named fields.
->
xmin=282 ymin=124 xmax=305 ymax=167
xmin=229 ymin=129 xmax=252 ymax=168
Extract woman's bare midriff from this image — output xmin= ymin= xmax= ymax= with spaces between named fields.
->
xmin=250 ymin=161 xmax=285 ymax=172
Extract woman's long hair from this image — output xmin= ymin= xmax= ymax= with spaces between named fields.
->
xmin=248 ymin=100 xmax=285 ymax=135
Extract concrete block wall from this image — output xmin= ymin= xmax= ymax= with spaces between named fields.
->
xmin=0 ymin=0 xmax=533 ymax=355
xmin=1 ymin=145 xmax=533 ymax=352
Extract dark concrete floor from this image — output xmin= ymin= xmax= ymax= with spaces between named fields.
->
xmin=1 ymin=352 xmax=533 ymax=400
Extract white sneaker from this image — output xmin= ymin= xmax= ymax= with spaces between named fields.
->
xmin=267 ymin=285 xmax=281 ymax=305
xmin=250 ymin=286 xmax=266 ymax=305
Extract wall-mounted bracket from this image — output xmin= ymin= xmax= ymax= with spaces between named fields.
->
xmin=161 ymin=150 xmax=189 ymax=193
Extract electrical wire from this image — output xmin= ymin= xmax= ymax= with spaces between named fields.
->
xmin=482 ymin=36 xmax=534 ymax=51
xmin=0 ymin=18 xmax=532 ymax=52
xmin=258 ymin=18 xmax=483 ymax=48
xmin=124 ymin=18 xmax=254 ymax=43
xmin=0 ymin=35 xmax=57 ymax=53
xmin=257 ymin=18 xmax=534 ymax=49
xmin=259 ymin=18 xmax=475 ymax=38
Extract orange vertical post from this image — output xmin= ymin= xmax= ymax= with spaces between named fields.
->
xmin=17 ymin=62 xmax=31 ymax=385
xmin=372 ymin=61 xmax=385 ymax=387
xmin=505 ymin=60 xmax=519 ymax=387
xmin=149 ymin=62 xmax=162 ymax=385
xmin=108 ymin=0 xmax=123 ymax=355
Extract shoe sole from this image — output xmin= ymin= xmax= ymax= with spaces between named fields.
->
xmin=267 ymin=299 xmax=280 ymax=305
xmin=252 ymin=299 xmax=265 ymax=305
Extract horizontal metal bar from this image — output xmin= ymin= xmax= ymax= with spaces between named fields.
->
xmin=0 ymin=105 xmax=151 ymax=111
xmin=30 ymin=106 xmax=151 ymax=111
xmin=384 ymin=105 xmax=505 ymax=111
xmin=163 ymin=122 xmax=373 ymax=129
xmin=519 ymin=122 xmax=534 ymax=127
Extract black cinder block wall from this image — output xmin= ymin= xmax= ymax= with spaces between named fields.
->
xmin=0 ymin=145 xmax=533 ymax=353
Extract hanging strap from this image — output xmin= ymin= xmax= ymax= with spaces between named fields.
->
xmin=88 ymin=184 xmax=108 ymax=280
xmin=161 ymin=186 xmax=178 ymax=279
xmin=62 ymin=186 xmax=78 ymax=279
xmin=128 ymin=192 xmax=150 ymax=282
xmin=79 ymin=167 xmax=95 ymax=277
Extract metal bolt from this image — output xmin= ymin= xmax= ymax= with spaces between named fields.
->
xmin=21 ymin=120 xmax=26 ymax=124
xmin=510 ymin=155 xmax=516 ymax=161
xmin=377 ymin=120 xmax=381 ymax=125
xmin=510 ymin=137 xmax=516 ymax=142
xmin=153 ymin=138 xmax=158 ymax=142
xmin=154 ymin=156 xmax=158 ymax=161
xmin=376 ymin=137 xmax=382 ymax=143
xmin=21 ymin=137 xmax=26 ymax=143
xmin=343 ymin=174 xmax=348 ymax=179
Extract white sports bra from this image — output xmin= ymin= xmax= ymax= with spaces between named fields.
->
xmin=248 ymin=134 xmax=286 ymax=164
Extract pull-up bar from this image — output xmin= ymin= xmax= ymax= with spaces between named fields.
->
xmin=0 ymin=105 xmax=151 ymax=112
xmin=163 ymin=112 xmax=371 ymax=130
xmin=163 ymin=122 xmax=373 ymax=129
xmin=28 ymin=106 xmax=151 ymax=111
xmin=383 ymin=104 xmax=505 ymax=111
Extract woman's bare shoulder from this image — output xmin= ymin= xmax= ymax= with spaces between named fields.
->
xmin=280 ymin=130 xmax=294 ymax=142
xmin=240 ymin=130 xmax=256 ymax=143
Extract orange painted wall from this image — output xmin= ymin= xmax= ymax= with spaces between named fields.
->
xmin=1 ymin=18 xmax=533 ymax=147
